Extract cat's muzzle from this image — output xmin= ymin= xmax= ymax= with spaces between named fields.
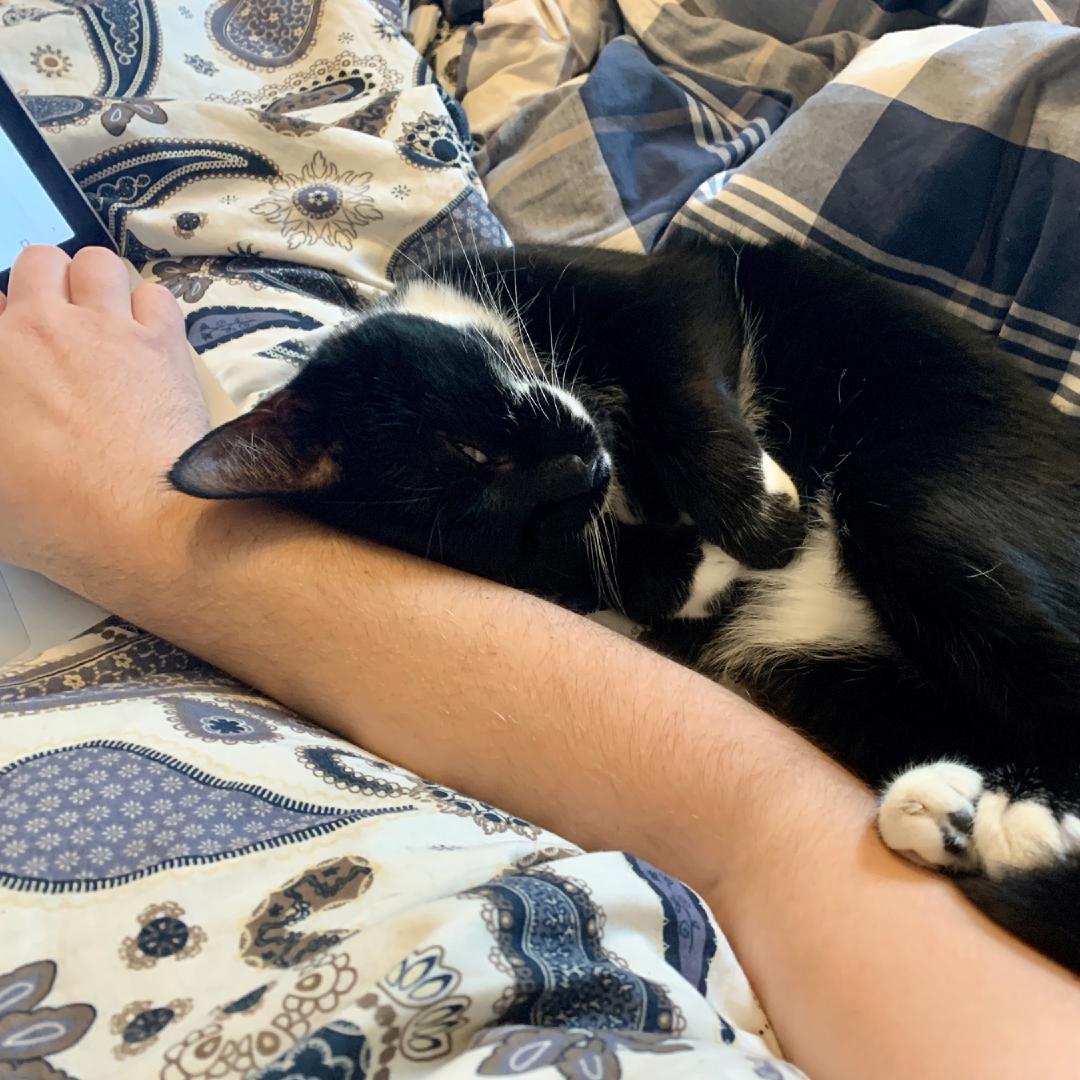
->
xmin=535 ymin=452 xmax=611 ymax=536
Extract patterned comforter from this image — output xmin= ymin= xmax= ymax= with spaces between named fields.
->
xmin=1 ymin=2 xmax=1078 ymax=1078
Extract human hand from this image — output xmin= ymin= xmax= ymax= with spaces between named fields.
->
xmin=0 ymin=246 xmax=209 ymax=586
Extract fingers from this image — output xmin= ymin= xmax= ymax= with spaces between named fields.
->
xmin=131 ymin=281 xmax=184 ymax=336
xmin=68 ymin=246 xmax=132 ymax=313
xmin=6 ymin=245 xmax=71 ymax=305
xmin=3 ymin=245 xmax=184 ymax=337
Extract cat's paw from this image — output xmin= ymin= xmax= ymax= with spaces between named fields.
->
xmin=877 ymin=761 xmax=984 ymax=871
xmin=879 ymin=761 xmax=1080 ymax=878
xmin=968 ymin=791 xmax=1073 ymax=879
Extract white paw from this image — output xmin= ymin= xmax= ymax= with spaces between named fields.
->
xmin=1062 ymin=813 xmax=1080 ymax=850
xmin=760 ymin=451 xmax=799 ymax=509
xmin=878 ymin=762 xmax=984 ymax=870
xmin=970 ymin=792 xmax=1071 ymax=879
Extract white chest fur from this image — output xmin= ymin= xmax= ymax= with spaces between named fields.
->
xmin=695 ymin=501 xmax=886 ymax=678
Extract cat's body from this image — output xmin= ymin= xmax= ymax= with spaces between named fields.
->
xmin=171 ymin=239 xmax=1080 ymax=973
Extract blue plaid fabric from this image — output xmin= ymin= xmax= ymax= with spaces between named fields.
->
xmin=422 ymin=0 xmax=1080 ymax=413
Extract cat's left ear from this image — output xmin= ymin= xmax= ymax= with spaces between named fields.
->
xmin=168 ymin=388 xmax=339 ymax=500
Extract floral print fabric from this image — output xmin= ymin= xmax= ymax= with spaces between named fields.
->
xmin=0 ymin=622 xmax=804 ymax=1079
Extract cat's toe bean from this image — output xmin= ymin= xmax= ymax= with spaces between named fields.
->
xmin=970 ymin=793 xmax=1070 ymax=879
xmin=877 ymin=761 xmax=985 ymax=870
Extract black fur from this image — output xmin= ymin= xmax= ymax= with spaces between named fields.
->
xmin=170 ymin=239 xmax=1080 ymax=972
xmin=961 ymin=865 xmax=1080 ymax=973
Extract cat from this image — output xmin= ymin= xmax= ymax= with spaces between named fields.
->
xmin=169 ymin=239 xmax=1080 ymax=974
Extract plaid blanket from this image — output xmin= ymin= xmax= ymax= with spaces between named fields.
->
xmin=416 ymin=0 xmax=1080 ymax=414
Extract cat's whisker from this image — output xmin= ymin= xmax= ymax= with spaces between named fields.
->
xmin=395 ymin=247 xmax=438 ymax=285
xmin=503 ymin=284 xmax=544 ymax=350
xmin=486 ymin=255 xmax=544 ymax=383
xmin=549 ymin=318 xmax=577 ymax=392
xmin=563 ymin=325 xmax=586 ymax=389
xmin=476 ymin=333 xmax=536 ymax=406
xmin=599 ymin=512 xmax=624 ymax=613
xmin=584 ymin=519 xmax=604 ymax=607
xmin=585 ymin=519 xmax=603 ymax=605
xmin=328 ymin=494 xmax=442 ymax=508
xmin=448 ymin=233 xmax=539 ymax=392
xmin=546 ymin=305 xmax=565 ymax=389
xmin=458 ymin=228 xmax=524 ymax=377
xmin=447 ymin=219 xmax=495 ymax=331
xmin=425 ymin=507 xmax=446 ymax=561
xmin=524 ymin=383 xmax=552 ymax=422
xmin=505 ymin=254 xmax=544 ymax=377
xmin=584 ymin=511 xmax=622 ymax=614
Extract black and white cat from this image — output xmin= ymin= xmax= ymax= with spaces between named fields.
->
xmin=170 ymin=240 xmax=1080 ymax=973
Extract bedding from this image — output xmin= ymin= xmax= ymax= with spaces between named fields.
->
xmin=418 ymin=0 xmax=1080 ymax=414
xmin=0 ymin=2 xmax=1078 ymax=1078
xmin=0 ymin=4 xmax=788 ymax=1079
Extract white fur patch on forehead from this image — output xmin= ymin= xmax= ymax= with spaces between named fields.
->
xmin=389 ymin=280 xmax=517 ymax=341
xmin=544 ymin=383 xmax=595 ymax=429
xmin=506 ymin=379 xmax=597 ymax=431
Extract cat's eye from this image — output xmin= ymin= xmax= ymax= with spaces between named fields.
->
xmin=456 ymin=443 xmax=490 ymax=465
xmin=436 ymin=432 xmax=511 ymax=469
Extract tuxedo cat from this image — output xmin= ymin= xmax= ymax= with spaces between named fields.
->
xmin=170 ymin=240 xmax=1080 ymax=973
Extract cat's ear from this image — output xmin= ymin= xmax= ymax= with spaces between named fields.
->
xmin=168 ymin=388 xmax=339 ymax=499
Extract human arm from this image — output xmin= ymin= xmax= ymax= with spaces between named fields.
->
xmin=2 ymin=247 xmax=1079 ymax=1080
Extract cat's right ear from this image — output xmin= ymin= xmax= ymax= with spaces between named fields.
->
xmin=168 ymin=388 xmax=339 ymax=500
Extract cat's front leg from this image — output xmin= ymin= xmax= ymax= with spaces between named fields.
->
xmin=606 ymin=522 xmax=705 ymax=623
xmin=880 ymin=761 xmax=1080 ymax=973
xmin=606 ymin=521 xmax=744 ymax=625
xmin=671 ymin=439 xmax=806 ymax=570
xmin=630 ymin=388 xmax=807 ymax=570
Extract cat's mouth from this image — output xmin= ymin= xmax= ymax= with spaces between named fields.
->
xmin=536 ymin=453 xmax=612 ymax=539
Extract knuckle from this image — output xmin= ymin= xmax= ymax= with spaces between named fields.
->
xmin=139 ymin=281 xmax=174 ymax=302
xmin=136 ymin=283 xmax=183 ymax=326
xmin=21 ymin=308 xmax=60 ymax=337
xmin=72 ymin=245 xmax=120 ymax=267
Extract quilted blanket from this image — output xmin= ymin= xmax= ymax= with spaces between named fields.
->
xmin=1 ymin=2 xmax=1079 ymax=1079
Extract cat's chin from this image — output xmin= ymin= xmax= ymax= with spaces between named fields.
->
xmin=534 ymin=486 xmax=611 ymax=543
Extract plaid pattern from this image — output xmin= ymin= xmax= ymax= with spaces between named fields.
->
xmin=415 ymin=0 xmax=1080 ymax=413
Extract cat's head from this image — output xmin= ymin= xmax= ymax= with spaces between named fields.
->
xmin=169 ymin=280 xmax=612 ymax=596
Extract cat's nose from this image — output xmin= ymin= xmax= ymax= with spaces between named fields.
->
xmin=539 ymin=454 xmax=601 ymax=503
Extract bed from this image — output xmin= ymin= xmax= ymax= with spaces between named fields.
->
xmin=0 ymin=2 xmax=1077 ymax=1077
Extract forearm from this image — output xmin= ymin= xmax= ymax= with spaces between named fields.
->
xmin=65 ymin=496 xmax=754 ymax=873
xmin=56 ymin=495 xmax=1080 ymax=1080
